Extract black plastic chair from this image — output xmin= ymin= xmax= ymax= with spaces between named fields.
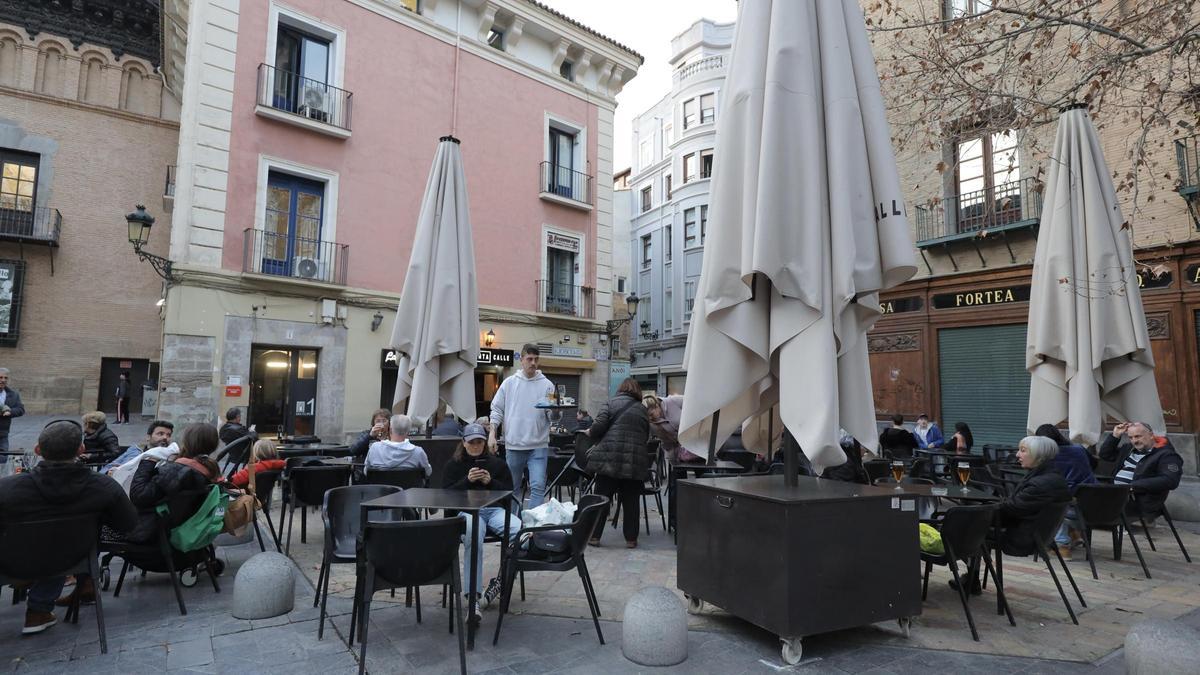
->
xmin=359 ymin=467 xmax=427 ymax=489
xmin=356 ymin=518 xmax=467 ymax=675
xmin=863 ymin=459 xmax=892 ymax=484
xmin=215 ymin=435 xmax=255 ymax=479
xmin=1074 ymin=484 xmax=1150 ymax=579
xmin=610 ymin=446 xmax=667 ymax=534
xmin=252 ymin=469 xmax=283 ymax=551
xmin=1133 ymin=502 xmax=1192 ymax=564
xmin=316 ymin=485 xmax=401 ymax=639
xmin=921 ymin=504 xmax=1010 ymax=641
xmin=284 ymin=464 xmax=351 ymax=554
xmin=0 ymin=514 xmax=109 ymax=652
xmin=998 ymin=501 xmax=1085 ymax=625
xmin=493 ymin=494 xmax=609 ymax=646
xmin=100 ymin=489 xmax=222 ymax=616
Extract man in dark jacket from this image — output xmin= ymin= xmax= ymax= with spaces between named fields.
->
xmin=1098 ymin=422 xmax=1184 ymax=520
xmin=879 ymin=414 xmax=918 ymax=459
xmin=0 ymin=367 xmax=26 ymax=459
xmin=0 ymin=420 xmax=137 ymax=635
xmin=81 ymin=411 xmax=122 ymax=465
xmin=218 ymin=407 xmax=255 ymax=446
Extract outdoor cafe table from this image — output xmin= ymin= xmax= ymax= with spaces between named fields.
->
xmin=359 ymin=488 xmax=512 ymax=650
xmin=278 ymin=443 xmax=351 ymax=458
xmin=676 ymin=475 xmax=921 ymax=664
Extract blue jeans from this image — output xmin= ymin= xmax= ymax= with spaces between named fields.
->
xmin=506 ymin=447 xmax=548 ymax=508
xmin=1055 ymin=506 xmax=1081 ymax=546
xmin=25 ymin=576 xmax=67 ymax=613
xmin=461 ymin=507 xmax=521 ymax=595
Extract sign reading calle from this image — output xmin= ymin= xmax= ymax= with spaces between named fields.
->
xmin=932 ymin=285 xmax=1031 ymax=310
xmin=381 ymin=347 xmax=514 ymax=370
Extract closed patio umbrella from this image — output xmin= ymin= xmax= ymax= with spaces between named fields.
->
xmin=1026 ymin=105 xmax=1164 ymax=445
xmin=390 ymin=136 xmax=478 ymax=424
xmin=676 ymin=0 xmax=917 ymax=475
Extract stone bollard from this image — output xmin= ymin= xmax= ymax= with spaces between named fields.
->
xmin=622 ymin=586 xmax=687 ymax=667
xmin=1164 ymin=490 xmax=1200 ymax=523
xmin=1125 ymin=618 xmax=1200 ymax=674
xmin=232 ymin=552 xmax=296 ymax=620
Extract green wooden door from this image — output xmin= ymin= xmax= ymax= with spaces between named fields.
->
xmin=938 ymin=323 xmax=1031 ymax=449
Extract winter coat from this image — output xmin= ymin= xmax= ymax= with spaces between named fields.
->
xmin=229 ymin=459 xmax=287 ymax=488
xmin=0 ymin=461 xmax=137 ymax=533
xmin=83 ymin=423 xmax=123 ymax=464
xmin=1098 ymin=433 xmax=1184 ymax=517
xmin=879 ymin=427 xmax=918 ymax=459
xmin=998 ymin=462 xmax=1071 ymax=556
xmin=0 ymin=386 xmax=25 ymax=440
xmin=219 ymin=422 xmax=254 ymax=446
xmin=127 ymin=458 xmax=218 ymax=543
xmin=1050 ymin=444 xmax=1096 ymax=493
xmin=585 ymin=393 xmax=651 ymax=482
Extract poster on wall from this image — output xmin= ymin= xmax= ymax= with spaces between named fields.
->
xmin=0 ymin=260 xmax=25 ymax=346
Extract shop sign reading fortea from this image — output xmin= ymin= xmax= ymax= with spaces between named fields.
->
xmin=931 ymin=285 xmax=1031 ymax=309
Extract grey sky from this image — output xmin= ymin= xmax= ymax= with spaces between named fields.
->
xmin=539 ymin=0 xmax=739 ymax=172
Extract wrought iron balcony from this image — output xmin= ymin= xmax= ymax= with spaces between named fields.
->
xmin=0 ymin=206 xmax=61 ymax=246
xmin=673 ymin=54 xmax=724 ymax=86
xmin=915 ymin=176 xmax=1043 ymax=245
xmin=242 ymin=228 xmax=348 ymax=285
xmin=539 ymin=162 xmax=593 ymax=207
xmin=536 ymin=279 xmax=595 ymax=319
xmin=256 ymin=63 xmax=353 ymax=134
xmin=1176 ymin=134 xmax=1200 ymax=197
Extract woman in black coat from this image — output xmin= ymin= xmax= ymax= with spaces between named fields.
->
xmin=81 ymin=411 xmax=123 ymax=465
xmin=585 ymin=377 xmax=650 ymax=548
xmin=125 ymin=423 xmax=222 ymax=543
xmin=997 ymin=435 xmax=1071 ymax=556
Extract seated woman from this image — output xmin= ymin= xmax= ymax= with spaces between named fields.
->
xmin=348 ymin=408 xmax=392 ymax=460
xmin=121 ymin=423 xmax=224 ymax=544
xmin=81 ymin=411 xmax=122 ymax=465
xmin=229 ymin=439 xmax=287 ymax=488
xmin=442 ymin=423 xmax=521 ymax=618
xmin=943 ymin=422 xmax=974 ymax=455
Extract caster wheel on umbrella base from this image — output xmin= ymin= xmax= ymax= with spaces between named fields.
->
xmin=180 ymin=569 xmax=198 ymax=588
xmin=99 ymin=567 xmax=111 ymax=591
xmin=780 ymin=637 xmax=803 ymax=665
xmin=211 ymin=559 xmax=226 ymax=576
xmin=686 ymin=595 xmax=704 ymax=614
xmin=898 ymin=616 xmax=912 ymax=638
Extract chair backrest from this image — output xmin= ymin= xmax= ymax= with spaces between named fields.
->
xmin=362 ymin=518 xmax=465 ymax=587
xmin=289 ymin=465 xmax=352 ymax=506
xmin=938 ymin=504 xmax=998 ymax=562
xmin=218 ymin=435 xmax=254 ymax=465
xmin=254 ymin=469 xmax=282 ymax=508
xmin=571 ymin=494 xmax=610 ymax=554
xmin=161 ymin=487 xmax=214 ymax=529
xmin=1073 ymin=484 xmax=1130 ymax=529
xmin=909 ymin=457 xmax=931 ymax=479
xmin=285 ymin=456 xmax=337 ymax=471
xmin=1030 ymin=501 xmax=1073 ymax=547
xmin=863 ymin=459 xmax=892 ymax=483
xmin=361 ymin=467 xmax=426 ymax=490
xmin=323 ymin=485 xmax=402 ymax=550
xmin=573 ymin=430 xmax=593 ymax=467
xmin=0 ymin=514 xmax=99 ymax=580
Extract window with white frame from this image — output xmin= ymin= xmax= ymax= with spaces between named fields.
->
xmin=683 ymin=154 xmax=696 ymax=183
xmin=559 ymin=60 xmax=574 ymax=81
xmin=664 ymin=224 xmax=672 ymax=262
xmin=684 ymin=207 xmax=698 ymax=248
xmin=639 ymin=139 xmax=653 ymax=170
xmin=682 ymin=98 xmax=697 ymax=129
xmin=641 ymin=234 xmax=652 ymax=267
xmin=545 ymin=116 xmax=587 ymax=202
xmin=487 ymin=27 xmax=505 ymax=50
xmin=700 ymin=149 xmax=713 ymax=179
xmin=947 ymin=0 xmax=992 ymax=19
xmin=663 ymin=122 xmax=673 ymax=147
xmin=265 ymin=7 xmax=346 ymax=129
xmin=700 ymin=205 xmax=708 ymax=245
xmin=610 ymin=334 xmax=621 ymax=357
xmin=700 ymin=93 xmax=715 ymax=124
xmin=954 ymin=128 xmax=1020 ymax=231
xmin=617 ymin=276 xmax=626 ymax=293
xmin=640 ymin=185 xmax=652 ymax=212
xmin=664 ymin=288 xmax=673 ymax=331
xmin=684 ymin=281 xmax=696 ymax=323
xmin=664 ymin=173 xmax=672 ymax=200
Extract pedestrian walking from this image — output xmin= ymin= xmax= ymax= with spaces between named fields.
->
xmin=0 ymin=367 xmax=25 ymax=463
xmin=488 ymin=344 xmax=555 ymax=508
xmin=115 ymin=372 xmax=130 ymax=424
xmin=586 ymin=377 xmax=651 ymax=548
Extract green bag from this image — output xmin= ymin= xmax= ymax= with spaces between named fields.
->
xmin=156 ymin=484 xmax=229 ymax=552
xmin=919 ymin=523 xmax=944 ymax=555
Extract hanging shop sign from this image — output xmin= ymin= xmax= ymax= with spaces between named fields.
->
xmin=381 ymin=347 xmax=514 ymax=370
xmin=932 ymin=285 xmax=1031 ymax=310
xmin=880 ymin=296 xmax=924 ymax=315
xmin=546 ymin=232 xmax=581 ymax=253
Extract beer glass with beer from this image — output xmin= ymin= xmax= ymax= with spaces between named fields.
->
xmin=956 ymin=462 xmax=971 ymax=492
xmin=891 ymin=461 xmax=905 ymax=489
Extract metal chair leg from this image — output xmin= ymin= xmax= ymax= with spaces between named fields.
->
xmin=980 ymin=551 xmax=1014 ymax=627
xmin=1121 ymin=516 xmax=1152 ymax=579
xmin=947 ymin=558 xmax=980 ymax=642
xmin=88 ymin=559 xmax=108 ymax=654
xmin=1161 ymin=508 xmax=1192 ymax=562
xmin=1138 ymin=513 xmax=1158 ymax=551
xmin=1038 ymin=544 xmax=1078 ymax=624
xmin=453 ymin=573 xmax=467 ymax=675
xmin=921 ymin=560 xmax=932 ymax=600
xmin=357 ymin=570 xmax=374 ymax=675
xmin=578 ymin=557 xmax=605 ymax=644
xmin=1051 ymin=544 xmax=1085 ymax=608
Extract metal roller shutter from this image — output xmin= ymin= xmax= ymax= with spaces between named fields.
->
xmin=938 ymin=323 xmax=1031 ymax=448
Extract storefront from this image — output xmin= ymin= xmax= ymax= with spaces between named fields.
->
xmin=869 ymin=244 xmax=1200 ymax=453
xmin=380 ymin=346 xmax=516 ymax=420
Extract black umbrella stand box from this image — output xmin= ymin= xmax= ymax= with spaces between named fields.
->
xmin=676 ymin=475 xmax=922 ymax=665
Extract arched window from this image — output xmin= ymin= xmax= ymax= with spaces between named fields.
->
xmin=0 ymin=34 xmax=20 ymax=87
xmin=34 ymin=44 xmax=65 ymax=95
xmin=120 ymin=64 xmax=148 ymax=113
xmin=78 ymin=54 xmax=106 ymax=103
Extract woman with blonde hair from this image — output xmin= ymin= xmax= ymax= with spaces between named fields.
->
xmin=230 ymin=439 xmax=285 ymax=488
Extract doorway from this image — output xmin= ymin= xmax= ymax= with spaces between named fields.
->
xmin=249 ymin=346 xmax=319 ymax=436
xmin=98 ymin=358 xmax=158 ymax=416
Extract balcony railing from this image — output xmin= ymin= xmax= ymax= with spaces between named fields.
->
xmin=242 ymin=228 xmax=348 ymax=285
xmin=673 ymin=54 xmax=724 ymax=86
xmin=535 ymin=279 xmax=594 ymax=319
xmin=0 ymin=206 xmax=61 ymax=246
xmin=539 ymin=161 xmax=593 ymax=205
xmin=1176 ymin=134 xmax=1200 ymax=196
xmin=915 ymin=176 xmax=1043 ymax=243
xmin=164 ymin=165 xmax=176 ymax=197
xmin=256 ymin=63 xmax=353 ymax=132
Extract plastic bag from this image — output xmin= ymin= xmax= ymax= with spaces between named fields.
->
xmin=520 ymin=498 xmax=577 ymax=528
xmin=919 ymin=523 xmax=944 ymax=555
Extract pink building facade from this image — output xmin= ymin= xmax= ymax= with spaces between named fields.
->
xmin=162 ymin=0 xmax=641 ymax=438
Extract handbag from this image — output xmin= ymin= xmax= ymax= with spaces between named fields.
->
xmin=223 ymin=492 xmax=258 ymax=535
xmin=527 ymin=530 xmax=571 ymax=561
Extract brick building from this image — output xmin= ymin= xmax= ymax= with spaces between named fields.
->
xmin=0 ymin=1 xmax=178 ymax=416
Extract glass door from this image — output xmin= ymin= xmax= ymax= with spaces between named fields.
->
xmin=0 ymin=150 xmax=38 ymax=236
xmin=273 ymin=26 xmax=330 ymax=116
xmin=262 ymin=172 xmax=324 ymax=278
xmin=546 ymin=247 xmax=576 ymax=314
xmin=549 ymin=128 xmax=575 ymax=197
xmin=248 ymin=346 xmax=320 ymax=436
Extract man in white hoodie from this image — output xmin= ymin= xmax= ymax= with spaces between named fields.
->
xmin=489 ymin=344 xmax=555 ymax=508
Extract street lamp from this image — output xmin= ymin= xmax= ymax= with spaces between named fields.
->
xmin=484 ymin=329 xmax=496 ymax=347
xmin=604 ymin=292 xmax=640 ymax=336
xmin=639 ymin=319 xmax=659 ymax=341
xmin=125 ymin=205 xmax=175 ymax=282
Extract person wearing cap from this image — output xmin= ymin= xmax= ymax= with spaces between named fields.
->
xmin=442 ymin=423 xmax=521 ymax=615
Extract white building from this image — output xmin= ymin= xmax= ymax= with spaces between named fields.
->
xmin=626 ymin=18 xmax=732 ymax=395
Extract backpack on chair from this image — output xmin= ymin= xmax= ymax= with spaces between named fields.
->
xmin=157 ymin=484 xmax=229 ymax=552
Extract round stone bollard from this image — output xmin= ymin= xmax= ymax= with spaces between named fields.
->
xmin=1125 ymin=619 xmax=1200 ymax=675
xmin=1165 ymin=490 xmax=1200 ymax=523
xmin=622 ymin=586 xmax=687 ymax=667
xmin=232 ymin=552 xmax=296 ymax=620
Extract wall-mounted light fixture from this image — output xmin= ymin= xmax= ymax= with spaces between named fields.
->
xmin=371 ymin=311 xmax=384 ymax=332
xmin=126 ymin=205 xmax=176 ymax=282
xmin=484 ymin=329 xmax=496 ymax=347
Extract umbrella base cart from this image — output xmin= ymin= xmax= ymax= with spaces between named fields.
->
xmin=676 ymin=475 xmax=921 ymax=664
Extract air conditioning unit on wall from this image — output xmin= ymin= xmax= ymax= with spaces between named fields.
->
xmin=293 ymin=256 xmax=327 ymax=281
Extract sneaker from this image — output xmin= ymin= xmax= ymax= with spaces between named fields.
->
xmin=22 ymin=611 xmax=57 ymax=635
xmin=1057 ymin=545 xmax=1073 ymax=561
xmin=482 ymin=577 xmax=502 ymax=608
xmin=464 ymin=595 xmax=483 ymax=623
xmin=55 ymin=578 xmax=95 ymax=607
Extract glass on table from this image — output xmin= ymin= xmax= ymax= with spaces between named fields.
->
xmin=956 ymin=462 xmax=971 ymax=493
xmin=891 ymin=461 xmax=905 ymax=489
